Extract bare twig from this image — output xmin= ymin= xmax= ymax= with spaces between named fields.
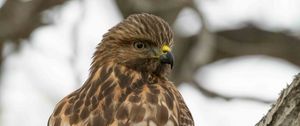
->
xmin=190 ymin=79 xmax=274 ymax=104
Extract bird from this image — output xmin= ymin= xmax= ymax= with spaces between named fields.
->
xmin=48 ymin=13 xmax=194 ymax=126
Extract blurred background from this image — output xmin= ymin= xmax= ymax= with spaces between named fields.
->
xmin=0 ymin=0 xmax=300 ymax=126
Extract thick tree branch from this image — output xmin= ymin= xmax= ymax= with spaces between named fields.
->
xmin=214 ymin=25 xmax=300 ymax=66
xmin=0 ymin=0 xmax=69 ymax=77
xmin=256 ymin=73 xmax=300 ymax=126
xmin=0 ymin=0 xmax=68 ymax=41
xmin=190 ymin=79 xmax=274 ymax=104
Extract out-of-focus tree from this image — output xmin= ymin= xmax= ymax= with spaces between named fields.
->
xmin=1 ymin=0 xmax=300 ymax=103
xmin=1 ymin=0 xmax=300 ymax=124
xmin=0 ymin=0 xmax=68 ymax=75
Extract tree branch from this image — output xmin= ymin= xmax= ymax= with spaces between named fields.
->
xmin=0 ymin=0 xmax=68 ymax=41
xmin=256 ymin=73 xmax=300 ymax=126
xmin=214 ymin=25 xmax=300 ymax=66
xmin=0 ymin=0 xmax=69 ymax=77
xmin=190 ymin=79 xmax=274 ymax=104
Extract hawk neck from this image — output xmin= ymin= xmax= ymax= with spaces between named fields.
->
xmin=85 ymin=63 xmax=168 ymax=93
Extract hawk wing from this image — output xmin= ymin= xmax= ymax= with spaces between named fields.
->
xmin=174 ymin=88 xmax=194 ymax=126
xmin=167 ymin=81 xmax=194 ymax=126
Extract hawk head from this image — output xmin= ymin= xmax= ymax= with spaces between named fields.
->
xmin=92 ymin=13 xmax=174 ymax=77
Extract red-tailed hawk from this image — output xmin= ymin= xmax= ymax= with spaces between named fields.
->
xmin=48 ymin=13 xmax=194 ymax=126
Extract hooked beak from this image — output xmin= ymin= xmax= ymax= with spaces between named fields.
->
xmin=159 ymin=45 xmax=174 ymax=69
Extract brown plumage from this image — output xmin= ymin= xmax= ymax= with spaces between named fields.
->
xmin=48 ymin=13 xmax=194 ymax=126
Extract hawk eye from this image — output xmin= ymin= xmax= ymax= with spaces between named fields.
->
xmin=134 ymin=42 xmax=146 ymax=49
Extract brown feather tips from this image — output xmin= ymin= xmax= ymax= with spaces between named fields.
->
xmin=107 ymin=13 xmax=174 ymax=46
xmin=48 ymin=13 xmax=194 ymax=126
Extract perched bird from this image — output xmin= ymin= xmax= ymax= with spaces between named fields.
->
xmin=48 ymin=13 xmax=194 ymax=126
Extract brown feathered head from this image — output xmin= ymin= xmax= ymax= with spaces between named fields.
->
xmin=91 ymin=13 xmax=174 ymax=77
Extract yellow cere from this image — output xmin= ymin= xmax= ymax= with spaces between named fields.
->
xmin=162 ymin=45 xmax=171 ymax=53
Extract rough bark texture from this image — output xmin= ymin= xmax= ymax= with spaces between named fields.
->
xmin=256 ymin=73 xmax=300 ymax=126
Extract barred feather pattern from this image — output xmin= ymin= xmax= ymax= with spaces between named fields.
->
xmin=48 ymin=13 xmax=194 ymax=126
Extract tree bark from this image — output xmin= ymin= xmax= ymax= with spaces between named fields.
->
xmin=256 ymin=73 xmax=300 ymax=126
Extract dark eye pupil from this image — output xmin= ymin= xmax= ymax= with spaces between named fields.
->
xmin=137 ymin=43 xmax=143 ymax=48
xmin=135 ymin=42 xmax=144 ymax=49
